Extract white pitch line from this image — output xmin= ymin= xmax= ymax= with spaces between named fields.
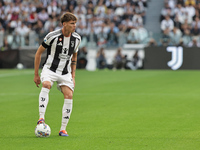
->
xmin=0 ymin=71 xmax=33 ymax=78
xmin=0 ymin=93 xmax=38 ymax=96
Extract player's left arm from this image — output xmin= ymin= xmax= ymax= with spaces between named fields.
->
xmin=71 ymin=52 xmax=77 ymax=87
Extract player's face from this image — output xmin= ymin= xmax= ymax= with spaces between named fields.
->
xmin=63 ymin=20 xmax=76 ymax=33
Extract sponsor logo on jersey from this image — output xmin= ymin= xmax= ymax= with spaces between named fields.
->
xmin=57 ymin=42 xmax=62 ymax=46
xmin=59 ymin=53 xmax=71 ymax=59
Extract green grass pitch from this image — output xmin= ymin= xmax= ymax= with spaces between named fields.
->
xmin=0 ymin=69 xmax=200 ymax=150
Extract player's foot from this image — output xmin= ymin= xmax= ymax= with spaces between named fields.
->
xmin=59 ymin=130 xmax=69 ymax=136
xmin=37 ymin=118 xmax=45 ymax=124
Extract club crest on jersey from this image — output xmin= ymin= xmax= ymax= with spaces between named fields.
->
xmin=71 ymin=41 xmax=74 ymax=47
xmin=59 ymin=47 xmax=70 ymax=60
xmin=62 ymin=48 xmax=68 ymax=54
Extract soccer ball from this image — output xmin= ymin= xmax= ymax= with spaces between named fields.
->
xmin=35 ymin=123 xmax=51 ymax=137
xmin=16 ymin=63 xmax=24 ymax=69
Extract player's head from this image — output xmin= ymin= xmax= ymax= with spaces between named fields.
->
xmin=60 ymin=12 xmax=77 ymax=24
xmin=61 ymin=12 xmax=77 ymax=34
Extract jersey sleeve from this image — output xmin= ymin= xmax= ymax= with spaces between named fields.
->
xmin=41 ymin=32 xmax=54 ymax=48
xmin=74 ymin=37 xmax=81 ymax=53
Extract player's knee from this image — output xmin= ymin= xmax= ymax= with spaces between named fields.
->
xmin=42 ymin=81 xmax=51 ymax=89
xmin=64 ymin=93 xmax=73 ymax=99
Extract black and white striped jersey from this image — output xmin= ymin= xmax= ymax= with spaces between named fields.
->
xmin=42 ymin=29 xmax=81 ymax=75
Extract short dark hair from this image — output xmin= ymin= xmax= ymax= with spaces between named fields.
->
xmin=60 ymin=12 xmax=77 ymax=24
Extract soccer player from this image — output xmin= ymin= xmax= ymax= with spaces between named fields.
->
xmin=34 ymin=12 xmax=81 ymax=136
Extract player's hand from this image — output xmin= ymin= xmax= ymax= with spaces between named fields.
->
xmin=34 ymin=75 xmax=41 ymax=87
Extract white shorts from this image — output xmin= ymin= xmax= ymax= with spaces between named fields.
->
xmin=40 ymin=67 xmax=74 ymax=92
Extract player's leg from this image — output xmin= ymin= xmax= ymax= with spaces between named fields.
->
xmin=39 ymin=81 xmax=51 ymax=117
xmin=37 ymin=81 xmax=51 ymax=124
xmin=59 ymin=86 xmax=73 ymax=136
xmin=37 ymin=68 xmax=56 ymax=124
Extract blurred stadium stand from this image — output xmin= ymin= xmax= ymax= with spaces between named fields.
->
xmin=1 ymin=0 xmax=200 ymax=70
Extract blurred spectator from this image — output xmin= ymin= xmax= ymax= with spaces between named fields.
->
xmin=115 ymin=0 xmax=127 ymax=7
xmin=44 ymin=17 xmax=57 ymax=32
xmin=117 ymin=25 xmax=127 ymax=47
xmin=67 ymin=0 xmax=77 ymax=10
xmin=147 ymin=38 xmax=157 ymax=46
xmin=94 ymin=0 xmax=107 ymax=18
xmin=121 ymin=16 xmax=134 ymax=32
xmin=127 ymin=28 xmax=139 ymax=43
xmin=137 ymin=26 xmax=148 ymax=43
xmin=174 ymin=3 xmax=186 ymax=20
xmin=36 ymin=2 xmax=44 ymax=13
xmin=107 ymin=22 xmax=119 ymax=47
xmin=181 ymin=29 xmax=192 ymax=46
xmin=86 ymin=1 xmax=94 ymax=10
xmin=96 ymin=47 xmax=107 ymax=69
xmin=38 ymin=8 xmax=49 ymax=24
xmin=105 ymin=0 xmax=116 ymax=9
xmin=97 ymin=25 xmax=108 ymax=47
xmin=126 ymin=50 xmax=141 ymax=70
xmin=86 ymin=23 xmax=97 ymax=46
xmin=177 ymin=0 xmax=185 ymax=5
xmin=173 ymin=14 xmax=182 ymax=29
xmin=132 ymin=13 xmax=143 ymax=26
xmin=123 ymin=1 xmax=134 ymax=19
xmin=33 ymin=20 xmax=46 ymax=45
xmin=190 ymin=23 xmax=200 ymax=39
xmin=40 ymin=0 xmax=51 ymax=8
xmin=180 ymin=18 xmax=192 ymax=32
xmin=167 ymin=0 xmax=176 ymax=9
xmin=184 ymin=0 xmax=196 ymax=6
xmin=160 ymin=29 xmax=171 ymax=46
xmin=14 ymin=21 xmax=30 ymax=46
xmin=191 ymin=16 xmax=200 ymax=29
xmin=74 ymin=1 xmax=87 ymax=15
xmin=161 ymin=15 xmax=174 ymax=33
xmin=77 ymin=46 xmax=88 ymax=69
xmin=86 ymin=8 xmax=94 ymax=20
xmin=135 ymin=0 xmax=147 ymax=24
xmin=185 ymin=3 xmax=195 ymax=19
xmin=112 ymin=47 xmax=126 ymax=70
xmin=0 ymin=22 xmax=5 ymax=48
xmin=28 ymin=2 xmax=37 ymax=13
xmin=193 ymin=9 xmax=200 ymax=21
xmin=180 ymin=11 xmax=193 ymax=26
xmin=92 ymin=15 xmax=104 ymax=36
xmin=47 ymin=1 xmax=58 ymax=18
xmin=28 ymin=11 xmax=38 ymax=27
xmin=133 ymin=53 xmax=140 ymax=66
xmin=188 ymin=37 xmax=200 ymax=47
xmin=105 ymin=8 xmax=115 ymax=20
xmin=160 ymin=2 xmax=174 ymax=21
xmin=169 ymin=27 xmax=182 ymax=45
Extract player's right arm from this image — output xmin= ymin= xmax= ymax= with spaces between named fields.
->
xmin=34 ymin=45 xmax=46 ymax=87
